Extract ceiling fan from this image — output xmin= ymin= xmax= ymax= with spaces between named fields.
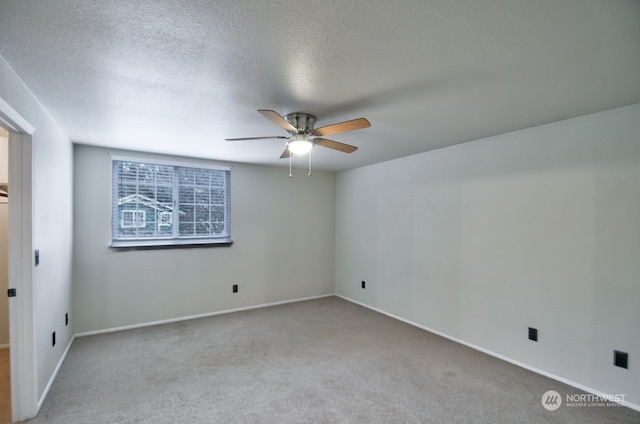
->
xmin=225 ymin=109 xmax=371 ymax=159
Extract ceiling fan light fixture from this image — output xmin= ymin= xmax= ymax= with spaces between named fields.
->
xmin=287 ymin=134 xmax=314 ymax=155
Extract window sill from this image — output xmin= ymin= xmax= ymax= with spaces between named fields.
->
xmin=110 ymin=239 xmax=233 ymax=250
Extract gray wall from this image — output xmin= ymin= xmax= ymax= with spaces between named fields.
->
xmin=73 ymin=145 xmax=335 ymax=334
xmin=0 ymin=55 xmax=74 ymax=402
xmin=335 ymin=103 xmax=640 ymax=405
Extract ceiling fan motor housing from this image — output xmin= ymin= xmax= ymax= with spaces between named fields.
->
xmin=285 ymin=112 xmax=316 ymax=134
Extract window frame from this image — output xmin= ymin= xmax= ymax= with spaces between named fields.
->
xmin=110 ymin=155 xmax=232 ymax=248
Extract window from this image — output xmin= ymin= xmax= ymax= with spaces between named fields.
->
xmin=158 ymin=211 xmax=172 ymax=228
xmin=121 ymin=210 xmax=146 ymax=228
xmin=111 ymin=158 xmax=231 ymax=247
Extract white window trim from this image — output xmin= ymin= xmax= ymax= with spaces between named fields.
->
xmin=110 ymin=154 xmax=231 ymax=172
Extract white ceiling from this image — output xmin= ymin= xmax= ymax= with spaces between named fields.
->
xmin=1 ymin=0 xmax=639 ymax=171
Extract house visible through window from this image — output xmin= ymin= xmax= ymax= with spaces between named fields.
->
xmin=111 ymin=158 xmax=231 ymax=247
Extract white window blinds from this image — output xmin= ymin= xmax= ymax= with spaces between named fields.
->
xmin=111 ymin=159 xmax=231 ymax=247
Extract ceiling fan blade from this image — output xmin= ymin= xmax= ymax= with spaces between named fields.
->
xmin=279 ymin=148 xmax=292 ymax=159
xmin=225 ymin=136 xmax=288 ymax=141
xmin=258 ymin=109 xmax=298 ymax=133
xmin=312 ymin=117 xmax=370 ymax=137
xmin=315 ymin=138 xmax=358 ymax=153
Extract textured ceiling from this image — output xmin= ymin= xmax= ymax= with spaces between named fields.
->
xmin=1 ymin=0 xmax=639 ymax=171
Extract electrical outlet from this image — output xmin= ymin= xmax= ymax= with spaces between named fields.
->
xmin=361 ymin=281 xmax=366 ymax=289
xmin=528 ymin=327 xmax=538 ymax=342
xmin=233 ymin=284 xmax=238 ymax=293
xmin=614 ymin=350 xmax=628 ymax=369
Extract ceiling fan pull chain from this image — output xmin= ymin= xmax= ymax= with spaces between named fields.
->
xmin=308 ymin=148 xmax=312 ymax=176
xmin=289 ymin=152 xmax=293 ymax=178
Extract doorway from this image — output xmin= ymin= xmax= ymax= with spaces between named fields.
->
xmin=0 ymin=96 xmax=36 ymax=423
xmin=0 ymin=125 xmax=9 ymax=423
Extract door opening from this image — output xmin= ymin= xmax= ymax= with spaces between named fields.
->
xmin=0 ymin=125 xmax=10 ymax=423
xmin=0 ymin=95 xmax=36 ymax=422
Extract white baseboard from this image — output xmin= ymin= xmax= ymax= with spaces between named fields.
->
xmin=75 ymin=293 xmax=334 ymax=338
xmin=336 ymin=294 xmax=640 ymax=413
xmin=37 ymin=335 xmax=75 ymax=411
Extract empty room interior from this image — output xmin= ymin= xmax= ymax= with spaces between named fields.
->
xmin=0 ymin=1 xmax=639 ymax=423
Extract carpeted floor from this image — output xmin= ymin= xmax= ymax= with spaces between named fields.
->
xmin=23 ymin=297 xmax=640 ymax=423
xmin=0 ymin=348 xmax=10 ymax=424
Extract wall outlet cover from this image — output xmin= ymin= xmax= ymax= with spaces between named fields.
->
xmin=614 ymin=350 xmax=629 ymax=369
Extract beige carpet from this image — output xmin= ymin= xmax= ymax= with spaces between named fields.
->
xmin=0 ymin=348 xmax=10 ymax=424
xmin=24 ymin=297 xmax=640 ymax=423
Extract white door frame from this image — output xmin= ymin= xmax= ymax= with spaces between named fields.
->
xmin=0 ymin=96 xmax=37 ymax=422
